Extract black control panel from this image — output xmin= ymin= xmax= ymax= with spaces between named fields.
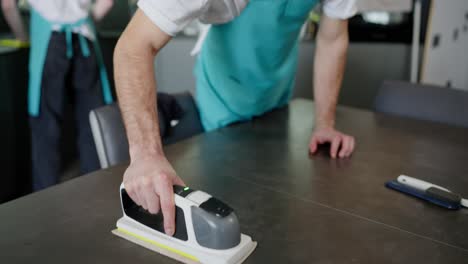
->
xmin=199 ymin=197 xmax=234 ymax=218
xmin=426 ymin=187 xmax=461 ymax=204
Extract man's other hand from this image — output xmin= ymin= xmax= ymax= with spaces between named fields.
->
xmin=309 ymin=127 xmax=355 ymax=159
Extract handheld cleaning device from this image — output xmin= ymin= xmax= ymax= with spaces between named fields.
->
xmin=386 ymin=175 xmax=468 ymax=210
xmin=112 ymin=183 xmax=257 ymax=264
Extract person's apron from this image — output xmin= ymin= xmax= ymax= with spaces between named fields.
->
xmin=195 ymin=0 xmax=318 ymax=131
xmin=28 ymin=9 xmax=113 ymax=117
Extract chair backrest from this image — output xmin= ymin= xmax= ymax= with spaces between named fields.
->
xmin=89 ymin=93 xmax=203 ymax=169
xmin=374 ymin=80 xmax=468 ymax=128
xmin=89 ymin=104 xmax=129 ymax=169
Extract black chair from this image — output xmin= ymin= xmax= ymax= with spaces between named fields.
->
xmin=374 ymin=80 xmax=468 ymax=128
xmin=89 ymin=92 xmax=203 ymax=169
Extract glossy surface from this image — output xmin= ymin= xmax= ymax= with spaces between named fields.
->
xmin=1 ymin=99 xmax=467 ymax=263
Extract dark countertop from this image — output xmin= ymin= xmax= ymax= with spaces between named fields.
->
xmin=1 ymin=99 xmax=467 ymax=263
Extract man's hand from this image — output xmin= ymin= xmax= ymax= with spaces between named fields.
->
xmin=1 ymin=0 xmax=28 ymax=41
xmin=309 ymin=126 xmax=355 ymax=159
xmin=123 ymin=155 xmax=185 ymax=236
xmin=92 ymin=0 xmax=114 ymax=22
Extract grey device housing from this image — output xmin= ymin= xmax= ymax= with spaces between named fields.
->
xmin=191 ymin=206 xmax=241 ymax=250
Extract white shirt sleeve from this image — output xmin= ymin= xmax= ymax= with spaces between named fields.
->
xmin=137 ymin=0 xmax=210 ymax=36
xmin=137 ymin=0 xmax=249 ymax=36
xmin=323 ymin=0 xmax=358 ymax=20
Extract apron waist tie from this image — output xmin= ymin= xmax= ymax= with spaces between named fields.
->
xmin=59 ymin=22 xmax=91 ymax=59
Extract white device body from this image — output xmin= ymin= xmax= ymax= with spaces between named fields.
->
xmin=116 ymin=183 xmax=257 ymax=264
xmin=397 ymin=175 xmax=450 ymax=192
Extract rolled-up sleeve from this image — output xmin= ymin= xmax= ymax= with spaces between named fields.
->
xmin=323 ymin=0 xmax=358 ymax=20
xmin=137 ymin=0 xmax=210 ymax=36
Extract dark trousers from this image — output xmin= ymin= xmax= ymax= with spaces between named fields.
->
xmin=30 ymin=32 xmax=103 ymax=191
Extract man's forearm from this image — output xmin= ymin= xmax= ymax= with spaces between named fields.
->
xmin=114 ymin=11 xmax=170 ymax=161
xmin=114 ymin=41 xmax=163 ymax=160
xmin=313 ymin=19 xmax=349 ymax=129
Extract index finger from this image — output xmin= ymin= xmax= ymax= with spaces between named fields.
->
xmin=309 ymin=136 xmax=319 ymax=154
xmin=157 ymin=178 xmax=176 ymax=236
xmin=330 ymin=136 xmax=342 ymax=159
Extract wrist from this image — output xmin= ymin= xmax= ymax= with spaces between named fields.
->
xmin=315 ymin=118 xmax=335 ymax=130
xmin=314 ymin=104 xmax=337 ymax=130
xmin=129 ymin=143 xmax=164 ymax=162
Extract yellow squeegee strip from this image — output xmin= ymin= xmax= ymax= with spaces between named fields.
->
xmin=0 ymin=39 xmax=30 ymax=48
xmin=117 ymin=227 xmax=199 ymax=262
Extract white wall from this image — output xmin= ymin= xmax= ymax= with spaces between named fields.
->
xmin=421 ymin=0 xmax=468 ymax=91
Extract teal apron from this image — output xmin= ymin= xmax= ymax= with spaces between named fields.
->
xmin=195 ymin=0 xmax=318 ymax=131
xmin=28 ymin=9 xmax=113 ymax=117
